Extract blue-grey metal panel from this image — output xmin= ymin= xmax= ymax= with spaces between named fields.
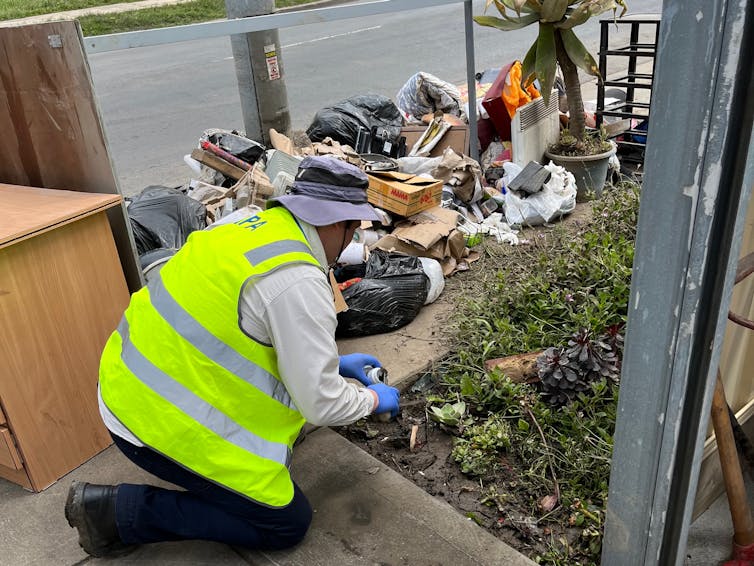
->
xmin=463 ymin=0 xmax=479 ymax=161
xmin=602 ymin=0 xmax=754 ymax=564
xmin=85 ymin=0 xmax=463 ymax=53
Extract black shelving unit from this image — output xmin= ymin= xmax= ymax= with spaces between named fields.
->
xmin=596 ymin=15 xmax=661 ymax=168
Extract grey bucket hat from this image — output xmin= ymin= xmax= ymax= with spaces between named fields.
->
xmin=267 ymin=156 xmax=381 ymax=226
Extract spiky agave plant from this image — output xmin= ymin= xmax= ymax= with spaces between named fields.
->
xmin=475 ymin=0 xmax=628 ymax=151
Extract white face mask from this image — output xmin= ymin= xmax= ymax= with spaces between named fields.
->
xmin=330 ymin=222 xmax=353 ymax=270
xmin=327 ymin=222 xmax=353 ymax=269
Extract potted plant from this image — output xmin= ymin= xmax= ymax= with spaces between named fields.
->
xmin=475 ymin=0 xmax=628 ymax=200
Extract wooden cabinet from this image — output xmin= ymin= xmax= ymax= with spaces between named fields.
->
xmin=0 ymin=184 xmax=130 ymax=491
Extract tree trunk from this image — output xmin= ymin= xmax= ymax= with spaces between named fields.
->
xmin=555 ymin=30 xmax=585 ymax=143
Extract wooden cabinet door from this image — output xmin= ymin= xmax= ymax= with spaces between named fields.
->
xmin=0 ymin=427 xmax=23 ymax=470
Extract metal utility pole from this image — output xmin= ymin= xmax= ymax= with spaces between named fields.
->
xmin=602 ymin=0 xmax=754 ymax=564
xmin=225 ymin=0 xmax=290 ymax=144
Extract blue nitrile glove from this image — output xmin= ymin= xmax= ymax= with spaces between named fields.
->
xmin=339 ymin=353 xmax=382 ymax=386
xmin=368 ymin=383 xmax=400 ymax=418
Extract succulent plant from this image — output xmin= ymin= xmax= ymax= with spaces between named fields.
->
xmin=601 ymin=324 xmax=625 ymax=360
xmin=537 ymin=328 xmax=622 ymax=405
xmin=537 ymin=346 xmax=584 ymax=405
xmin=475 ymin=0 xmax=628 ymax=146
xmin=430 ymin=401 xmax=467 ymax=427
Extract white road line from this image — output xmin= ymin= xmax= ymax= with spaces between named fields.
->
xmin=281 ymin=25 xmax=382 ymax=49
xmin=219 ymin=25 xmax=382 ymax=61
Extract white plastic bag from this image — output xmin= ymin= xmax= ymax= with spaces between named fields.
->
xmin=457 ymin=213 xmax=520 ymax=246
xmin=503 ymin=163 xmax=576 ymax=226
xmin=397 ymin=155 xmax=444 ymax=176
xmin=502 ymin=162 xmax=523 ymax=189
xmin=482 ymin=213 xmax=520 ymax=245
xmin=396 ymin=72 xmax=463 ymax=121
xmin=418 ymin=257 xmax=445 ymax=305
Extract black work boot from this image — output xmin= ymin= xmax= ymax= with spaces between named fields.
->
xmin=64 ymin=481 xmax=136 ymax=557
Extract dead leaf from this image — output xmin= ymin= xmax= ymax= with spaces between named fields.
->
xmin=539 ymin=494 xmax=559 ymax=512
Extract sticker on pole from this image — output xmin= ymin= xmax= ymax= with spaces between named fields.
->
xmin=264 ymin=43 xmax=281 ymax=81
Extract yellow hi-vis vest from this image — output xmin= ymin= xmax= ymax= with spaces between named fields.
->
xmin=100 ymin=207 xmax=322 ymax=507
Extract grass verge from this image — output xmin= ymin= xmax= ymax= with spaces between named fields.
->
xmin=79 ymin=0 xmax=225 ymax=36
xmin=429 ymin=182 xmax=640 ymax=565
xmin=3 ymin=0 xmax=317 ymax=36
xmin=1 ymin=0 xmax=143 ymax=21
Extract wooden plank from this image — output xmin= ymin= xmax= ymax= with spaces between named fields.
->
xmin=694 ymin=396 xmax=754 ymax=519
xmin=0 ymin=184 xmax=120 ymax=247
xmin=0 ymin=403 xmax=6 ymax=426
xmin=735 ymin=251 xmax=754 ymax=284
xmin=0 ymin=21 xmax=142 ymax=292
xmin=191 ymin=148 xmax=247 ymax=181
xmin=0 ymin=427 xmax=23 ymax=470
xmin=0 ymin=211 xmax=124 ymax=490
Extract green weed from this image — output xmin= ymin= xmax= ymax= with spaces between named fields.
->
xmin=2 ymin=0 xmax=320 ymax=36
xmin=435 ymin=183 xmax=640 ymax=565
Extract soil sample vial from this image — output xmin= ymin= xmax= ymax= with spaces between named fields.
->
xmin=365 ymin=365 xmax=393 ymax=422
xmin=365 ymin=365 xmax=388 ymax=385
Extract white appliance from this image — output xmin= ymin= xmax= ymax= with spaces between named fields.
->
xmin=511 ymin=92 xmax=560 ymax=167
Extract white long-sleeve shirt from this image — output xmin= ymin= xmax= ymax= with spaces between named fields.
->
xmin=99 ymin=219 xmax=375 ymax=445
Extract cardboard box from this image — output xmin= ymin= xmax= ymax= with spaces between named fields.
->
xmin=372 ymin=206 xmax=474 ymax=276
xmin=367 ymin=171 xmax=442 ymax=216
xmin=401 ymin=124 xmax=470 ymax=158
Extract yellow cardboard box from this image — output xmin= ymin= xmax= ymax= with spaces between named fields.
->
xmin=366 ymin=171 xmax=443 ymax=216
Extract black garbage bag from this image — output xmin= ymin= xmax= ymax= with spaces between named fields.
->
xmin=333 ymin=263 xmax=366 ymax=282
xmin=364 ymin=251 xmax=425 ymax=278
xmin=127 ymin=186 xmax=207 ymax=255
xmin=201 ymin=129 xmax=266 ymax=164
xmin=336 ymin=251 xmax=428 ymax=337
xmin=306 ymin=94 xmax=403 ymax=149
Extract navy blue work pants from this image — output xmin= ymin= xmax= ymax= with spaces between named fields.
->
xmin=111 ymin=434 xmax=312 ymax=549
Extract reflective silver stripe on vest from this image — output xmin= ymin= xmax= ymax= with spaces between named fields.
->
xmin=117 ymin=318 xmax=292 ymax=468
xmin=149 ymin=276 xmax=297 ymax=411
xmin=245 ymin=240 xmax=313 ymax=267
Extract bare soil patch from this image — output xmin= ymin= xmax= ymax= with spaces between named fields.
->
xmin=337 ymin=392 xmax=564 ymax=559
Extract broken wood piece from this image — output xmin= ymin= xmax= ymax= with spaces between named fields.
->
xmin=191 ymin=148 xmax=247 ymax=181
xmin=231 ymin=168 xmax=274 ymax=199
xmin=484 ymin=351 xmax=542 ymax=383
xmin=409 ymin=424 xmax=419 ymax=452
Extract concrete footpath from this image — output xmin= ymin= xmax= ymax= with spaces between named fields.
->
xmin=0 ymin=295 xmax=535 ymax=565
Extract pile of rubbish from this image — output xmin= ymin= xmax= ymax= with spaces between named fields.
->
xmin=125 ymin=65 xmax=609 ymax=337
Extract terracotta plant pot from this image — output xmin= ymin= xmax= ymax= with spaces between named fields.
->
xmin=545 ymin=147 xmax=614 ymax=202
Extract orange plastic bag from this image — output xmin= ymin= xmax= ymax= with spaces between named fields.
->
xmin=502 ymin=61 xmax=541 ymax=120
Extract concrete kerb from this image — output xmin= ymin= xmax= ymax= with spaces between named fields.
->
xmin=239 ymin=428 xmax=537 ymax=566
